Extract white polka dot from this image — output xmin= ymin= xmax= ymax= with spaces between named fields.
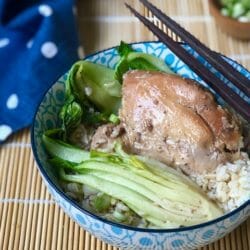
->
xmin=78 ymin=46 xmax=84 ymax=59
xmin=72 ymin=6 xmax=77 ymax=16
xmin=0 ymin=125 xmax=12 ymax=141
xmin=6 ymin=94 xmax=19 ymax=109
xmin=0 ymin=38 xmax=10 ymax=48
xmin=38 ymin=4 xmax=53 ymax=17
xmin=41 ymin=42 xmax=58 ymax=58
xmin=27 ymin=39 xmax=33 ymax=48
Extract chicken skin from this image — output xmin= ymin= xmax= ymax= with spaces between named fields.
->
xmin=91 ymin=70 xmax=243 ymax=174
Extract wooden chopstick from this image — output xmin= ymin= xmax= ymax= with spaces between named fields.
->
xmin=139 ymin=0 xmax=250 ymax=97
xmin=125 ymin=3 xmax=250 ymax=121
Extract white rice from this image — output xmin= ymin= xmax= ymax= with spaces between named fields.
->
xmin=190 ymin=152 xmax=250 ymax=212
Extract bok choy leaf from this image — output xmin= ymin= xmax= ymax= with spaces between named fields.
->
xmin=59 ymin=41 xmax=174 ymax=136
xmin=43 ymin=135 xmax=223 ymax=228
xmin=115 ymin=41 xmax=174 ymax=83
xmin=59 ymin=60 xmax=122 ymax=135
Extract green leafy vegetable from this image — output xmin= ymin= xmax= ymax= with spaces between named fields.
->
xmin=59 ymin=60 xmax=123 ymax=136
xmin=43 ymin=131 xmax=90 ymax=163
xmin=43 ymin=135 xmax=223 ymax=228
xmin=112 ymin=210 xmax=127 ymax=222
xmin=220 ymin=0 xmax=250 ymax=21
xmin=58 ymin=41 xmax=174 ymax=137
xmin=115 ymin=41 xmax=174 ymax=83
xmin=108 ymin=113 xmax=120 ymax=124
xmin=117 ymin=40 xmax=134 ymax=56
xmin=92 ymin=193 xmax=111 ymax=213
xmin=59 ymin=96 xmax=83 ymax=133
xmin=67 ymin=61 xmax=121 ymax=112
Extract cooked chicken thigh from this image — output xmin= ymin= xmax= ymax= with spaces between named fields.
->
xmin=91 ymin=70 xmax=243 ymax=174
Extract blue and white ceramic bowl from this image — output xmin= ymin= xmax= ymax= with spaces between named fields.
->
xmin=31 ymin=42 xmax=250 ymax=250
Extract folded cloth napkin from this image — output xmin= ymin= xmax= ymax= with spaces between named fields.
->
xmin=0 ymin=0 xmax=80 ymax=143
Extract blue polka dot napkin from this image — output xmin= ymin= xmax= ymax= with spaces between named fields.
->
xmin=0 ymin=0 xmax=81 ymax=143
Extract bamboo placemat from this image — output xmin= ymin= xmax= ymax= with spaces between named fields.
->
xmin=0 ymin=0 xmax=249 ymax=249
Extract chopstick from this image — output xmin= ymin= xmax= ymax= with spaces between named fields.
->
xmin=139 ymin=0 xmax=250 ymax=97
xmin=125 ymin=3 xmax=250 ymax=122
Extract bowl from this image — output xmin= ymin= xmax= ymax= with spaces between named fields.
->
xmin=209 ymin=0 xmax=250 ymax=40
xmin=31 ymin=41 xmax=250 ymax=250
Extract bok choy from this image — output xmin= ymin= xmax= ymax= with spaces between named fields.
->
xmin=60 ymin=60 xmax=122 ymax=136
xmin=43 ymin=133 xmax=222 ymax=228
xmin=59 ymin=41 xmax=173 ymax=138
xmin=115 ymin=41 xmax=174 ymax=82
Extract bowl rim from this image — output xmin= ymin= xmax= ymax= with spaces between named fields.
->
xmin=31 ymin=40 xmax=250 ymax=233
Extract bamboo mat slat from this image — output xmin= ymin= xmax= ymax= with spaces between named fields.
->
xmin=1 ymin=0 xmax=249 ymax=249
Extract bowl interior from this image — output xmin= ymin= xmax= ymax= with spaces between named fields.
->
xmin=32 ymin=41 xmax=250 ymax=231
